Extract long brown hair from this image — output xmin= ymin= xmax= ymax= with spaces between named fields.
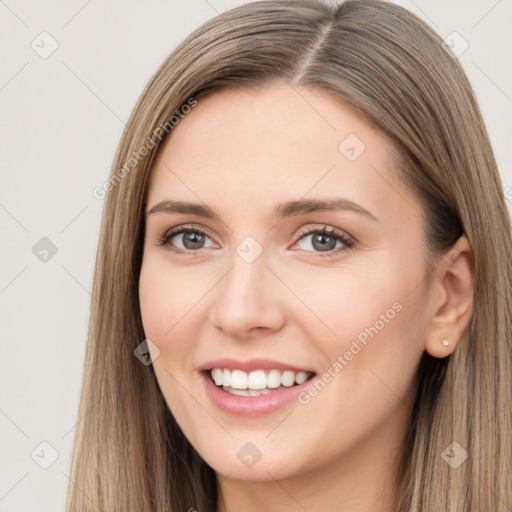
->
xmin=66 ymin=1 xmax=512 ymax=510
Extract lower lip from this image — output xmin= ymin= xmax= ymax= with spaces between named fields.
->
xmin=200 ymin=371 xmax=314 ymax=417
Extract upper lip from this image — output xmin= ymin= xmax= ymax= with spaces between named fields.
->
xmin=198 ymin=358 xmax=316 ymax=374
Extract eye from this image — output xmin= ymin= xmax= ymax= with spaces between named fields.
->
xmin=156 ymin=223 xmax=354 ymax=257
xmin=292 ymin=225 xmax=354 ymax=256
xmin=158 ymin=225 xmax=216 ymax=253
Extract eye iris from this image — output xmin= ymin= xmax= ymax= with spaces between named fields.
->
xmin=312 ymin=233 xmax=336 ymax=251
xmin=183 ymin=231 xmax=205 ymax=249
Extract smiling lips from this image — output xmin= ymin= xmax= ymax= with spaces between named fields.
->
xmin=210 ymin=368 xmax=314 ymax=397
xmin=198 ymin=358 xmax=316 ymax=415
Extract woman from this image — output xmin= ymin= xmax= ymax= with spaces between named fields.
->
xmin=66 ymin=0 xmax=512 ymax=510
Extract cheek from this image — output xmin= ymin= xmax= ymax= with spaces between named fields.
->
xmin=275 ymin=254 xmax=417 ymax=343
xmin=138 ymin=258 xmax=208 ymax=435
xmin=276 ymin=252 xmax=427 ymax=390
xmin=285 ymin=268 xmax=426 ymax=463
xmin=138 ymin=257 xmax=209 ymax=340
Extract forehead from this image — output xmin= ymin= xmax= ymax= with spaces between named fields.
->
xmin=146 ymin=83 xmax=410 ymax=222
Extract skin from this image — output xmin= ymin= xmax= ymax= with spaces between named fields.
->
xmin=138 ymin=83 xmax=474 ymax=512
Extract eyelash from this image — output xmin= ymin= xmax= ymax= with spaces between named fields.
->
xmin=157 ymin=224 xmax=355 ymax=258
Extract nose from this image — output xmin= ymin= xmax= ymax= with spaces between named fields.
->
xmin=208 ymin=247 xmax=286 ymax=339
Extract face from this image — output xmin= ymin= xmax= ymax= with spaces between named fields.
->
xmin=139 ymin=83 xmax=430 ymax=483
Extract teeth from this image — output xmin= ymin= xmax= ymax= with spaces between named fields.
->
xmin=230 ymin=369 xmax=248 ymax=389
xmin=223 ymin=368 xmax=231 ymax=387
xmin=295 ymin=371 xmax=308 ymax=384
xmin=212 ymin=368 xmax=223 ymax=386
xmin=210 ymin=368 xmax=313 ymax=391
xmin=281 ymin=370 xmax=295 ymax=387
xmin=247 ymin=370 xmax=267 ymax=390
xmin=223 ymin=386 xmax=274 ymax=396
xmin=267 ymin=369 xmax=282 ymax=388
xmin=228 ymin=388 xmax=250 ymax=396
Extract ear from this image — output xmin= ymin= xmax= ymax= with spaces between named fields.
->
xmin=424 ymin=235 xmax=475 ymax=358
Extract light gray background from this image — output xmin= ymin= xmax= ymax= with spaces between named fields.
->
xmin=1 ymin=1 xmax=510 ymax=511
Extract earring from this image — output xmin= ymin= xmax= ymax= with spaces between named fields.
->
xmin=441 ymin=339 xmax=449 ymax=347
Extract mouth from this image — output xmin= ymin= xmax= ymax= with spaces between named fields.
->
xmin=198 ymin=358 xmax=317 ymax=416
xmin=204 ymin=367 xmax=316 ymax=396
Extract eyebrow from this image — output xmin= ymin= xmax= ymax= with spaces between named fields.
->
xmin=147 ymin=198 xmax=377 ymax=221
